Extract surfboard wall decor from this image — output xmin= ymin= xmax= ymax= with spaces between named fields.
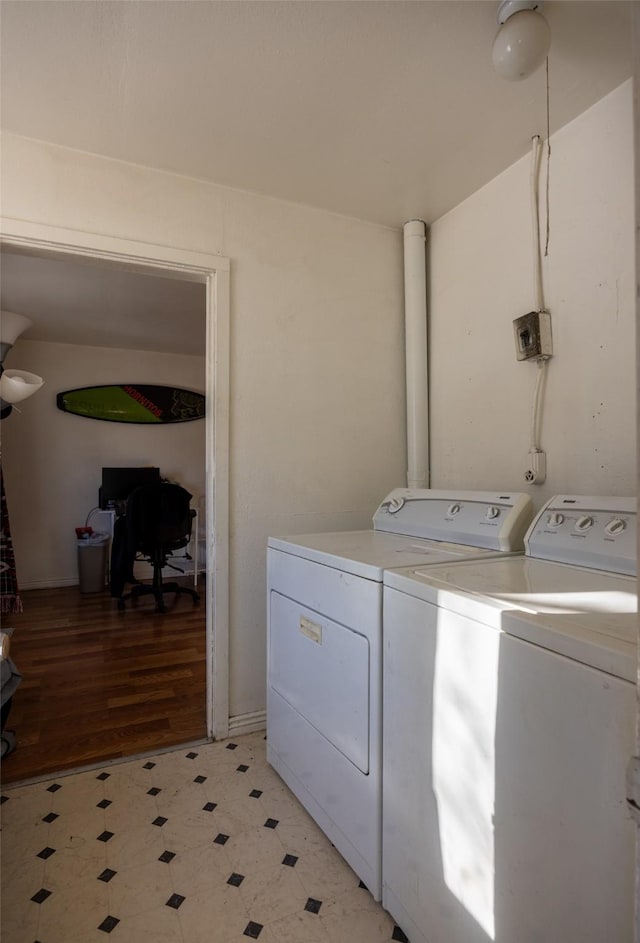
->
xmin=56 ymin=384 xmax=205 ymax=424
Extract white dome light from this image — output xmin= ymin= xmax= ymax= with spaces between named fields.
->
xmin=0 ymin=311 xmax=44 ymax=416
xmin=1 ymin=310 xmax=33 ymax=347
xmin=0 ymin=369 xmax=44 ymax=404
xmin=492 ymin=1 xmax=551 ymax=81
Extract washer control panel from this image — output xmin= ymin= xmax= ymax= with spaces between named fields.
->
xmin=526 ymin=495 xmax=636 ymax=576
xmin=373 ymin=489 xmax=535 ymax=552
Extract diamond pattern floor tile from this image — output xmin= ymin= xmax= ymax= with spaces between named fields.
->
xmin=0 ymin=733 xmax=409 ymax=943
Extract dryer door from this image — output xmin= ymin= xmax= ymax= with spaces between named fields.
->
xmin=270 ymin=591 xmax=370 ymax=773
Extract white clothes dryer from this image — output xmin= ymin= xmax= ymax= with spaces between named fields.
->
xmin=382 ymin=495 xmax=636 ymax=943
xmin=266 ymin=489 xmax=534 ymax=900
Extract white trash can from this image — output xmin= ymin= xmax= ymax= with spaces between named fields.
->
xmin=77 ymin=533 xmax=109 ymax=593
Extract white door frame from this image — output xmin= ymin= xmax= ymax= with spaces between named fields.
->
xmin=633 ymin=4 xmax=640 ymax=932
xmin=0 ymin=216 xmax=231 ymax=740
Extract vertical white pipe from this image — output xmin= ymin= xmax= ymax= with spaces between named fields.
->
xmin=403 ymin=219 xmax=429 ymax=490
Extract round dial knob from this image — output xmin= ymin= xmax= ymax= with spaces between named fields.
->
xmin=386 ymin=497 xmax=405 ymax=514
xmin=605 ymin=517 xmax=626 ymax=536
xmin=485 ymin=506 xmax=500 ymax=521
xmin=547 ymin=512 xmax=564 ymax=528
xmin=575 ymin=515 xmax=594 ymax=532
xmin=447 ymin=503 xmax=461 ymax=516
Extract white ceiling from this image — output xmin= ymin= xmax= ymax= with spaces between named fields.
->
xmin=0 ymin=251 xmax=206 ymax=356
xmin=0 ymin=0 xmax=633 ymax=353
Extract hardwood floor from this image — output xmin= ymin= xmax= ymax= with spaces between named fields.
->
xmin=1 ymin=580 xmax=207 ymax=785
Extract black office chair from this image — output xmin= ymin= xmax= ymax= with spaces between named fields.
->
xmin=116 ymin=482 xmax=200 ymax=613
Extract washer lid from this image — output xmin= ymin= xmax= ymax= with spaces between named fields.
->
xmin=500 ymin=608 xmax=636 ymax=682
xmin=384 ymin=556 xmax=637 ymax=680
xmin=267 ymin=530 xmax=513 ymax=581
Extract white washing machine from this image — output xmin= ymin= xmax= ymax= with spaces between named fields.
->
xmin=266 ymin=489 xmax=534 ymax=900
xmin=382 ymin=495 xmax=637 ymax=943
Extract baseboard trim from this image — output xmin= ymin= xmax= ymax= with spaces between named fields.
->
xmin=20 ymin=578 xmax=80 ymax=591
xmin=227 ymin=710 xmax=266 ymax=737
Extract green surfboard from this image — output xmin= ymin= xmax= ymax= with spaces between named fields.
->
xmin=56 ymin=384 xmax=205 ymax=424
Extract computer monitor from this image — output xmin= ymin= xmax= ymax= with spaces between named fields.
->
xmin=99 ymin=466 xmax=161 ymax=509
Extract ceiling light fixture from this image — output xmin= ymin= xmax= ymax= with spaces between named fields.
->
xmin=492 ymin=1 xmax=551 ymax=81
xmin=0 ymin=311 xmax=44 ymax=419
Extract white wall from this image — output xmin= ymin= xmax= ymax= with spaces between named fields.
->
xmin=2 ymin=339 xmax=206 ymax=587
xmin=3 ymin=79 xmax=633 ymax=725
xmin=0 ymin=135 xmax=407 ymax=720
xmin=429 ymin=80 xmax=635 ymax=503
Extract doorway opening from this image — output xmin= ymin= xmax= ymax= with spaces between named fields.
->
xmin=0 ymin=219 xmax=230 ymax=781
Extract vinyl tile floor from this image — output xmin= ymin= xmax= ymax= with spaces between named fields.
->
xmin=0 ymin=731 xmax=409 ymax=943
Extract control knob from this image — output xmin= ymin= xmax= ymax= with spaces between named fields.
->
xmin=605 ymin=518 xmax=626 ymax=536
xmin=386 ymin=497 xmax=405 ymax=514
xmin=447 ymin=503 xmax=461 ymax=516
xmin=485 ymin=506 xmax=500 ymax=520
xmin=574 ymin=515 xmax=594 ymax=532
xmin=546 ymin=512 xmax=564 ymax=528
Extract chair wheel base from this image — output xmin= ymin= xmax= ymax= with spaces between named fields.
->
xmin=117 ymin=582 xmax=200 ymax=613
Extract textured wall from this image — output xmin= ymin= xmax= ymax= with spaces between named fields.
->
xmin=428 ymin=81 xmax=635 ymax=504
xmin=0 ymin=135 xmax=406 ymax=720
xmin=2 ymin=340 xmax=206 ymax=587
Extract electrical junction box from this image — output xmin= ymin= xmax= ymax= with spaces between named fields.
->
xmin=513 ymin=311 xmax=552 ymax=361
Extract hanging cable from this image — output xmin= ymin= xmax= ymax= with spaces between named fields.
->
xmin=530 ymin=133 xmax=546 ymax=453
xmin=85 ymin=506 xmax=101 ymax=528
xmin=530 ymin=134 xmax=544 ymax=312
xmin=526 ymin=132 xmax=551 ymax=482
xmin=544 ymin=58 xmax=551 ymax=257
xmin=530 ymin=358 xmax=547 ymax=452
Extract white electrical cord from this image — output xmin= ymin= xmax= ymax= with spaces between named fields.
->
xmin=530 ymin=358 xmax=546 ymax=451
xmin=529 ymin=134 xmax=548 ymax=459
xmin=530 ymin=134 xmax=544 ymax=312
xmin=85 ymin=506 xmax=101 ymax=527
